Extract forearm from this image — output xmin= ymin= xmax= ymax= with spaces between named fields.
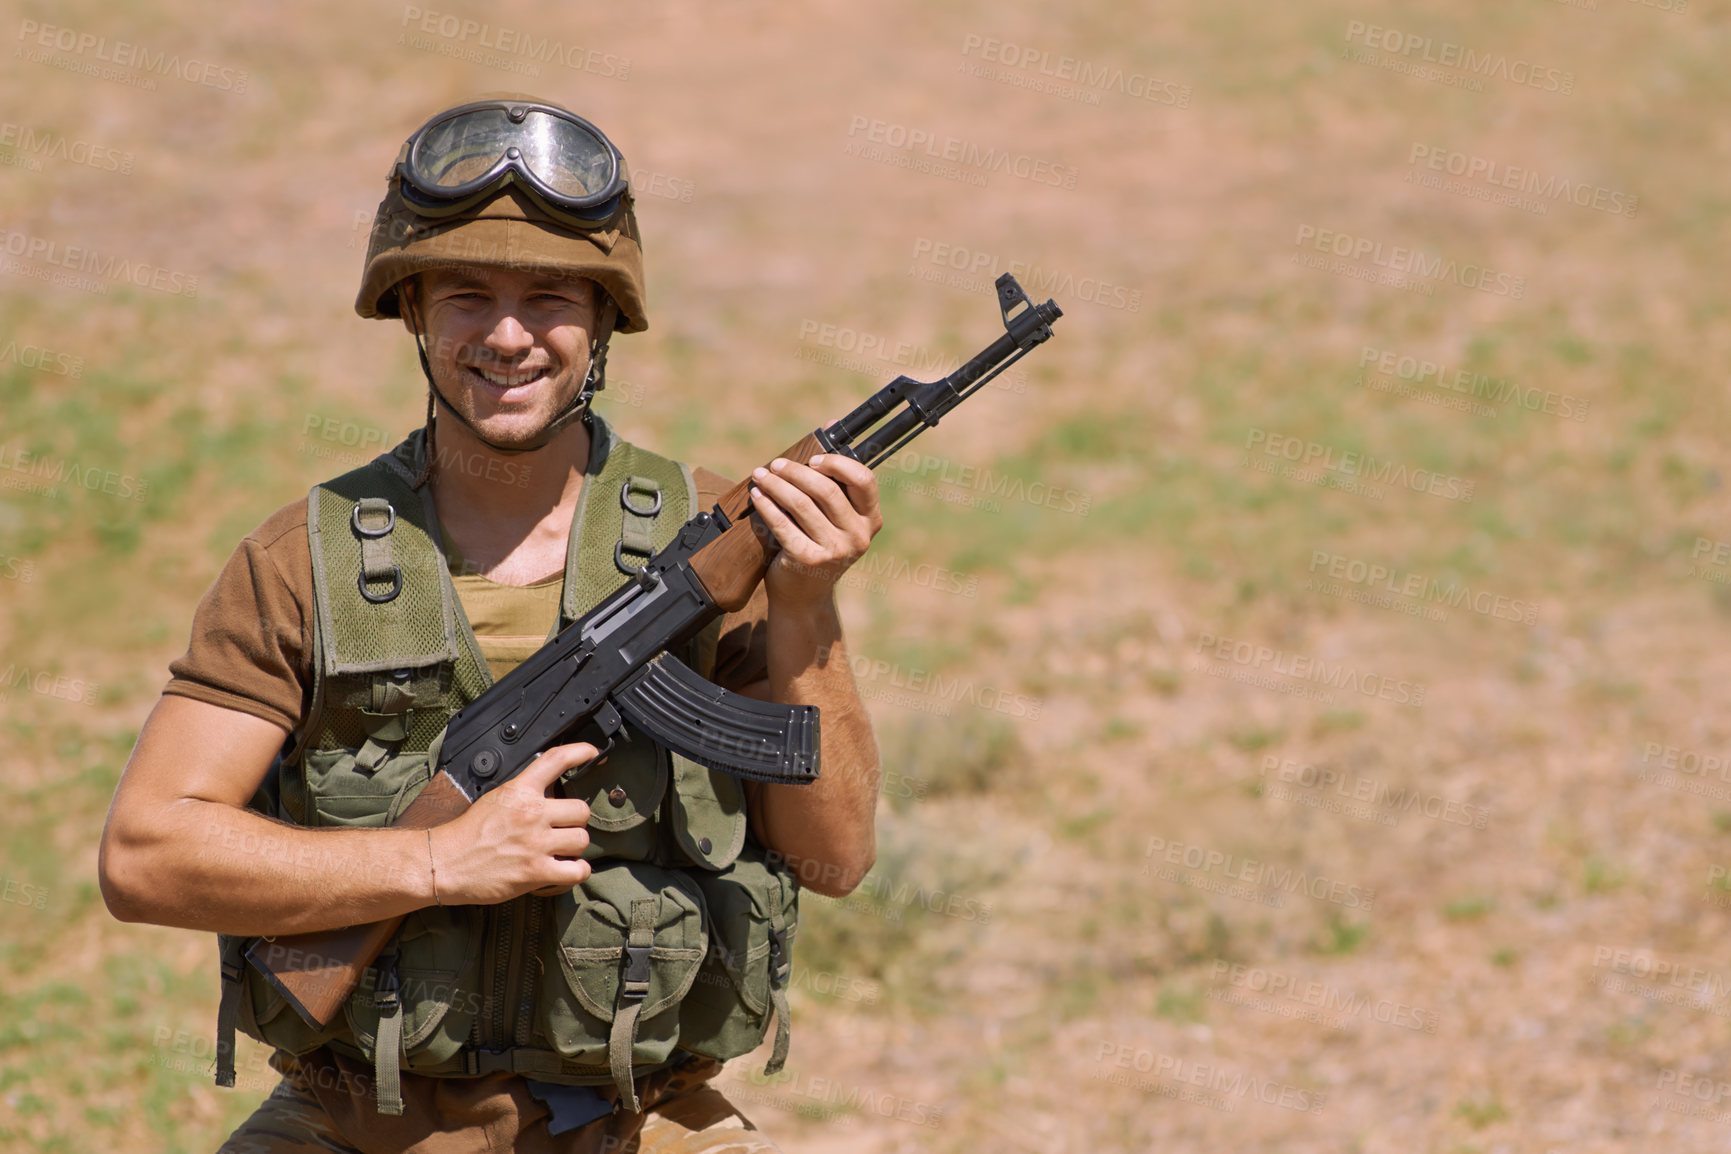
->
xmin=751 ymin=595 xmax=880 ymax=896
xmin=103 ymin=799 xmax=437 ymax=937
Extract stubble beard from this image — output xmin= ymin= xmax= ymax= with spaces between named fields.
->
xmin=432 ymin=346 xmax=591 ymax=453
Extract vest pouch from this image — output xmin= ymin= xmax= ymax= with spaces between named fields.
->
xmin=560 ymin=736 xmax=668 ymax=863
xmin=343 ymin=905 xmax=486 ymax=1072
xmin=300 ymin=747 xmax=433 ymax=828
xmin=667 ymin=757 xmax=748 ymax=871
xmin=233 ymin=940 xmax=344 ymax=1057
xmin=676 ymin=849 xmax=798 ymax=1068
xmin=538 ymin=861 xmax=708 ymax=1105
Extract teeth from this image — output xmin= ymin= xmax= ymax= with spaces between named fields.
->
xmin=473 ymin=366 xmax=543 ymax=388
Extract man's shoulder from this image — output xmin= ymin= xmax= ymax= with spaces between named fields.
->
xmin=244 ymin=496 xmax=310 ymax=553
xmin=225 ymin=496 xmax=314 ymax=608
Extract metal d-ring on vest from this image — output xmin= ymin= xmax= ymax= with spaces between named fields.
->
xmin=353 ymin=498 xmax=403 ymax=604
xmin=614 ymin=474 xmax=664 ymax=575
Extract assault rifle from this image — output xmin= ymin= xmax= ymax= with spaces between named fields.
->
xmin=251 ymin=274 xmax=1063 ymax=1027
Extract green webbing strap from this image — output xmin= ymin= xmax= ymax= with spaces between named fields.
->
xmin=214 ymin=935 xmax=245 ymax=1087
xmin=764 ymin=906 xmax=792 ymax=1076
xmin=355 ymin=674 xmax=415 ymax=769
xmin=354 ymin=497 xmax=398 ymax=594
xmin=373 ymin=951 xmax=404 ymax=1116
xmin=561 ymin=414 xmax=691 ymax=629
xmin=610 ymin=897 xmax=658 ymax=1112
xmin=354 ymin=720 xmax=402 ymax=771
xmin=309 ymin=445 xmax=463 ymax=678
xmin=617 ymin=474 xmax=662 ymax=573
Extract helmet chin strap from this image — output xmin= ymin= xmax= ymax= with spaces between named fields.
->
xmin=406 ymin=290 xmax=619 ymax=477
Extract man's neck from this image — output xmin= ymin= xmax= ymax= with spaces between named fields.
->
xmin=426 ymin=412 xmax=593 ymax=586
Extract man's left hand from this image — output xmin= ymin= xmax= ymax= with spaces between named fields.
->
xmin=748 ymin=453 xmax=883 ymax=612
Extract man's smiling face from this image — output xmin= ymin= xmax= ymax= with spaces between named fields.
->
xmin=405 ymin=265 xmax=598 ymax=450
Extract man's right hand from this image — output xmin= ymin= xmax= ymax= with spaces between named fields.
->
xmin=100 ymin=696 xmax=599 ymax=937
xmin=428 ymin=741 xmax=597 ymax=906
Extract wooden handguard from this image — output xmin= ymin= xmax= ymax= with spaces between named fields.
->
xmin=688 ymin=431 xmax=827 ymax=611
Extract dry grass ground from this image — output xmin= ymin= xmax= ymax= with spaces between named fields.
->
xmin=1 ymin=1 xmax=1728 ymax=1151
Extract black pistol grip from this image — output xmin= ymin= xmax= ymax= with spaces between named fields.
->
xmin=612 ymin=653 xmax=821 ymax=785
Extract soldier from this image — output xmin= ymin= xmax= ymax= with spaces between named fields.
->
xmin=98 ymin=94 xmax=884 ymax=1153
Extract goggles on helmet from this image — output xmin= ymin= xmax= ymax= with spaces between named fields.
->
xmin=396 ymin=100 xmax=628 ymax=225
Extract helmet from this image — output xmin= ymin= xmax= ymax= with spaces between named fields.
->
xmin=355 ymin=94 xmax=647 ymax=333
xmin=357 ymin=96 xmax=648 ymax=467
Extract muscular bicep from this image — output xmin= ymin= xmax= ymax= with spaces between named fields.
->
xmin=108 ymin=695 xmax=288 ymax=822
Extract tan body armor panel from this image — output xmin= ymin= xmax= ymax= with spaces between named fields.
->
xmin=217 ymin=414 xmax=795 ymax=1113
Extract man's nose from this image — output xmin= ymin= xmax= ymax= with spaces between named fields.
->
xmin=482 ymin=312 xmax=534 ymax=356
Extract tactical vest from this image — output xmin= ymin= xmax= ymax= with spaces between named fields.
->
xmin=216 ymin=414 xmax=796 ymax=1115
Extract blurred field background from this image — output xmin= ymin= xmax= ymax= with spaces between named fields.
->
xmin=1 ymin=0 xmax=1728 ymax=1151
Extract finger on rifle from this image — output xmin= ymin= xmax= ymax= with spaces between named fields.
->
xmin=518 ymin=742 xmax=600 ymax=791
xmin=807 ymin=453 xmax=882 ymax=520
xmin=748 ymin=479 xmax=818 ymax=558
xmin=752 ymin=463 xmax=841 ymax=550
xmin=773 ymin=457 xmax=867 ymax=538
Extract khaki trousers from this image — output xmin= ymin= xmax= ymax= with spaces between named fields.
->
xmin=217 ymin=1049 xmax=782 ymax=1154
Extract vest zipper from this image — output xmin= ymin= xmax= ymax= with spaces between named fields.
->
xmin=487 ymin=900 xmax=514 ymax=1050
xmin=515 ymin=897 xmax=544 ymax=1046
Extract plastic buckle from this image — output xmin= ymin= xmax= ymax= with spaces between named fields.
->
xmin=621 ymin=944 xmax=653 ymax=997
xmin=767 ymin=930 xmax=789 ymax=989
xmin=373 ymin=951 xmax=401 ymax=1006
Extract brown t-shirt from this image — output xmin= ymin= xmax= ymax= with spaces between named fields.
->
xmin=163 ymin=466 xmax=771 ymax=729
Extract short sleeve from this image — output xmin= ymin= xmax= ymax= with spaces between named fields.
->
xmin=162 ymin=499 xmax=314 ymax=733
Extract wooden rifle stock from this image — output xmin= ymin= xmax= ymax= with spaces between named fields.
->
xmin=249 ymin=771 xmax=470 ymax=1027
